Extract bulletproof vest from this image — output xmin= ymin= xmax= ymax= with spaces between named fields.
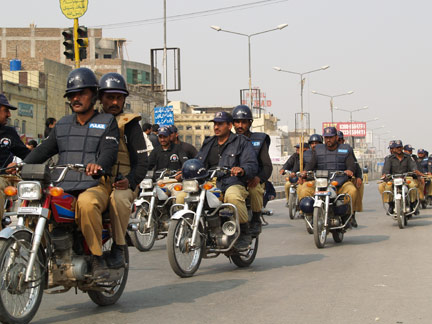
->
xmin=55 ymin=112 xmax=115 ymax=192
xmin=419 ymin=158 xmax=429 ymax=173
xmin=112 ymin=113 xmax=141 ymax=178
xmin=303 ymin=149 xmax=312 ymax=166
xmin=315 ymin=143 xmax=350 ymax=172
xmin=250 ymin=132 xmax=270 ymax=173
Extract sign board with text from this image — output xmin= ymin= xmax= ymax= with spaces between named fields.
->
xmin=18 ymin=102 xmax=33 ymax=118
xmin=60 ymin=0 xmax=88 ymax=19
xmin=154 ymin=106 xmax=174 ymax=127
xmin=322 ymin=122 xmax=367 ymax=137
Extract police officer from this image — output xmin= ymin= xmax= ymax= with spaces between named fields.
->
xmin=232 ymin=105 xmax=272 ymax=234
xmin=0 ymin=94 xmax=30 ymax=229
xmin=403 ymin=144 xmax=424 ymax=208
xmin=303 ymin=127 xmax=358 ymax=221
xmin=195 ymin=111 xmax=258 ymax=250
xmin=99 ymin=72 xmax=148 ymax=268
xmin=417 ymin=148 xmax=429 ymax=206
xmin=168 ymin=125 xmax=198 ymax=159
xmin=378 ymin=140 xmax=421 ymax=214
xmin=20 ymin=68 xmax=119 ymax=279
xmin=337 ymin=131 xmax=362 ymax=226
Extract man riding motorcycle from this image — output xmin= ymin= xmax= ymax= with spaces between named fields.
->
xmin=418 ymin=149 xmax=432 ymax=202
xmin=378 ymin=140 xmax=422 ymax=215
xmin=232 ymin=105 xmax=272 ymax=235
xmin=14 ymin=67 xmax=119 ymax=279
xmin=99 ymin=72 xmax=148 ymax=268
xmin=302 ymin=127 xmax=358 ymax=222
xmin=195 ymin=111 xmax=258 ymax=250
xmin=0 ymin=94 xmax=30 ymax=229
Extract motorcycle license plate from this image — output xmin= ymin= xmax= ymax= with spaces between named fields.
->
xmin=316 ymin=191 xmax=330 ymax=196
xmin=17 ymin=206 xmax=43 ymax=215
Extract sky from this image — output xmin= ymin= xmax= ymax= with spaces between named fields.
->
xmin=3 ymin=0 xmax=432 ymax=151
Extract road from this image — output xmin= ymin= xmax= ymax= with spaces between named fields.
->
xmin=33 ymin=183 xmax=432 ymax=324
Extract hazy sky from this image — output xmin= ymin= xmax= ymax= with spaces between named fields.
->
xmin=4 ymin=0 xmax=432 ymax=150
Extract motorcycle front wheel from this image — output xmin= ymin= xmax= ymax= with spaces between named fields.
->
xmin=0 ymin=231 xmax=45 ymax=324
xmin=167 ymin=215 xmax=203 ymax=278
xmin=396 ymin=199 xmax=405 ymax=229
xmin=231 ymin=236 xmax=259 ymax=267
xmin=288 ymin=192 xmax=296 ymax=219
xmin=331 ymin=230 xmax=344 ymax=243
xmin=130 ymin=204 xmax=157 ymax=252
xmin=304 ymin=215 xmax=313 ymax=234
xmin=313 ymin=207 xmax=327 ymax=248
xmin=88 ymin=240 xmax=129 ymax=306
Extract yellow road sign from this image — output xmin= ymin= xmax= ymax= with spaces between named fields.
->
xmin=60 ymin=0 xmax=88 ymax=19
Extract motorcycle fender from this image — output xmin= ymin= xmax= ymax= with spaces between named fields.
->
xmin=289 ymin=187 xmax=296 ymax=194
xmin=395 ymin=193 xmax=402 ymax=200
xmin=0 ymin=226 xmax=33 ymax=240
xmin=134 ymin=198 xmax=149 ymax=208
xmin=313 ymin=199 xmax=324 ymax=208
xmin=156 ymin=187 xmax=169 ymax=200
xmin=171 ymin=209 xmax=196 ymax=221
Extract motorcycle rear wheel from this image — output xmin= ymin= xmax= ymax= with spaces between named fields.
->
xmin=167 ymin=216 xmax=203 ymax=278
xmin=0 ymin=231 xmax=45 ymax=324
xmin=130 ymin=205 xmax=157 ymax=252
xmin=231 ymin=236 xmax=259 ymax=267
xmin=288 ymin=192 xmax=296 ymax=219
xmin=88 ymin=240 xmax=129 ymax=306
xmin=396 ymin=199 xmax=405 ymax=229
xmin=331 ymin=230 xmax=344 ymax=243
xmin=313 ymin=207 xmax=327 ymax=248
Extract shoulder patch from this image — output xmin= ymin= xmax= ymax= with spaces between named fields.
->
xmin=252 ymin=141 xmax=261 ymax=147
xmin=338 ymin=149 xmax=348 ymax=153
xmin=89 ymin=123 xmax=107 ymax=130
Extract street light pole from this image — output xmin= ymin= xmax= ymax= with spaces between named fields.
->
xmin=311 ymin=90 xmax=354 ymax=124
xmin=273 ymin=65 xmax=330 ymax=171
xmin=334 ymin=106 xmax=368 ymax=148
xmin=211 ymin=23 xmax=288 ymax=110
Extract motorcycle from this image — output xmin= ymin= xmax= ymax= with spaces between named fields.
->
xmin=304 ymin=170 xmax=354 ymax=248
xmin=381 ymin=172 xmax=419 ymax=229
xmin=0 ymin=164 xmax=128 ymax=324
xmin=128 ymin=169 xmax=179 ymax=251
xmin=1 ymin=174 xmax=21 ymax=228
xmin=283 ymin=170 xmax=299 ymax=219
xmin=166 ymin=167 xmax=259 ymax=278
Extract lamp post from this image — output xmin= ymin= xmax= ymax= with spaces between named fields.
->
xmin=334 ymin=106 xmax=368 ymax=148
xmin=369 ymin=125 xmax=385 ymax=150
xmin=273 ymin=66 xmax=330 ymax=170
xmin=311 ymin=90 xmax=354 ymax=124
xmin=374 ymin=130 xmax=390 ymax=158
xmin=211 ymin=23 xmax=288 ymax=109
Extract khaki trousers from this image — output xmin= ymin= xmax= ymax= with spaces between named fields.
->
xmin=355 ymin=180 xmax=364 ymax=212
xmin=284 ymin=181 xmax=290 ymax=201
xmin=109 ymin=188 xmax=135 ymax=246
xmin=0 ymin=177 xmax=12 ymax=231
xmin=297 ymin=181 xmax=315 ymax=202
xmin=426 ymin=176 xmax=432 ymax=196
xmin=248 ymin=182 xmax=265 ymax=212
xmin=338 ymin=181 xmax=358 ymax=210
xmin=363 ymin=174 xmax=368 ymax=184
xmin=75 ymin=179 xmax=111 ymax=256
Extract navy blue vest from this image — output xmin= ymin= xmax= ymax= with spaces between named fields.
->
xmin=55 ymin=113 xmax=115 ymax=192
xmin=315 ymin=143 xmax=351 ymax=185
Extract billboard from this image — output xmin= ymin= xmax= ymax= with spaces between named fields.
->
xmin=154 ymin=106 xmax=174 ymax=126
xmin=322 ymin=122 xmax=366 ymax=137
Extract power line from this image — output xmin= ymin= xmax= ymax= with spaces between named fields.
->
xmin=91 ymin=0 xmax=290 ymax=30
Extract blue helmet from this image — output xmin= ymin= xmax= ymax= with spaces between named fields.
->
xmin=299 ymin=197 xmax=314 ymax=214
xmin=308 ymin=134 xmax=323 ymax=144
xmin=232 ymin=105 xmax=253 ymax=121
xmin=181 ymin=159 xmax=209 ymax=180
xmin=289 ymin=176 xmax=298 ymax=184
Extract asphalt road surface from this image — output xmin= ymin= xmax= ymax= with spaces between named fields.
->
xmin=33 ymin=183 xmax=432 ymax=324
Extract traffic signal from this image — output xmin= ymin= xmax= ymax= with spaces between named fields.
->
xmin=77 ymin=26 xmax=88 ymax=60
xmin=62 ymin=28 xmax=75 ymax=60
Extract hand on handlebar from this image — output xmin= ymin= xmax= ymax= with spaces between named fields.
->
xmin=86 ymin=163 xmax=103 ymax=176
xmin=174 ymin=171 xmax=182 ymax=182
xmin=344 ymin=170 xmax=354 ymax=178
xmin=5 ymin=162 xmax=18 ymax=174
xmin=231 ymin=167 xmax=244 ymax=177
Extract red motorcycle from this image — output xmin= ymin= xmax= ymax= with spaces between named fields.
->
xmin=0 ymin=163 xmax=128 ymax=324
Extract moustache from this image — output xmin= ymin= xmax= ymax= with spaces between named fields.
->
xmin=71 ymin=100 xmax=82 ymax=106
xmin=109 ymin=105 xmax=120 ymax=110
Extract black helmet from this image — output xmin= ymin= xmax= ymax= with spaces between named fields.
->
xmin=64 ymin=67 xmax=99 ymax=98
xmin=299 ymin=197 xmax=314 ymax=214
xmin=99 ymin=72 xmax=129 ymax=96
xmin=232 ymin=105 xmax=253 ymax=121
xmin=182 ymin=159 xmax=209 ymax=180
xmin=308 ymin=134 xmax=323 ymax=144
xmin=337 ymin=131 xmax=344 ymax=139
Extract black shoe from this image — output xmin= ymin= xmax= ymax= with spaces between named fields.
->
xmin=234 ymin=224 xmax=252 ymax=251
xmin=105 ymin=243 xmax=126 ymax=269
xmin=249 ymin=221 xmax=262 ymax=235
xmin=388 ymin=202 xmax=395 ymax=215
xmin=350 ymin=215 xmax=358 ymax=228
xmin=91 ymin=255 xmax=110 ymax=279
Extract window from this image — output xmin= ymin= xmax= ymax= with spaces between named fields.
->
xmin=195 ymin=125 xmax=201 ymax=130
xmin=179 ymin=135 xmax=184 ymax=142
xmin=103 ymin=54 xmax=112 ymax=59
xmin=14 ymin=119 xmax=19 ymax=128
xmin=177 ymin=125 xmax=184 ymax=130
xmin=204 ymin=125 xmax=210 ymax=130
xmin=186 ymin=125 xmax=192 ymax=130
xmin=95 ymin=53 xmax=99 ymax=59
xmin=195 ymin=135 xmax=201 ymax=149
xmin=21 ymin=120 xmax=26 ymax=134
xmin=145 ymin=72 xmax=150 ymax=82
xmin=185 ymin=135 xmax=192 ymax=144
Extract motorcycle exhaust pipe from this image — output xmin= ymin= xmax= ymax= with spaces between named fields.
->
xmin=127 ymin=223 xmax=138 ymax=232
xmin=221 ymin=221 xmax=236 ymax=236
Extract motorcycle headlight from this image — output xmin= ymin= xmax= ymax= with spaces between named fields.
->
xmin=182 ymin=180 xmax=199 ymax=193
xmin=394 ymin=178 xmax=403 ymax=186
xmin=140 ymin=178 xmax=153 ymax=189
xmin=315 ymin=178 xmax=328 ymax=188
xmin=18 ymin=181 xmax=42 ymax=200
